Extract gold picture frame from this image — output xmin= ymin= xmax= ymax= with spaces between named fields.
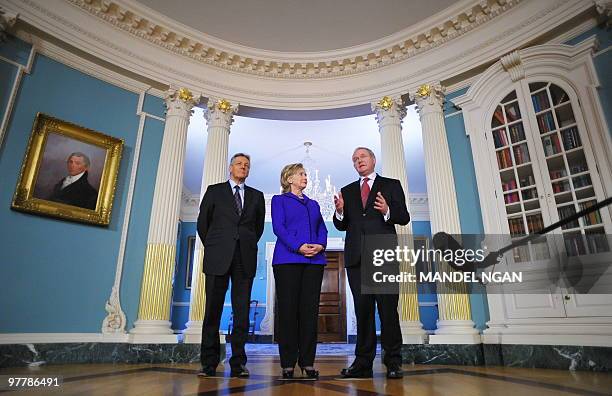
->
xmin=11 ymin=113 xmax=124 ymax=226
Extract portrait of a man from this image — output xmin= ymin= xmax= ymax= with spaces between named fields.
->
xmin=47 ymin=152 xmax=99 ymax=210
xmin=32 ymin=131 xmax=105 ymax=211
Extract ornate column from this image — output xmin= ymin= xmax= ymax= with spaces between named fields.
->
xmin=183 ymin=98 xmax=238 ymax=343
xmin=372 ymin=96 xmax=426 ymax=344
xmin=411 ymin=84 xmax=480 ymax=344
xmin=129 ymin=88 xmax=198 ymax=343
xmin=0 ymin=7 xmax=18 ymax=43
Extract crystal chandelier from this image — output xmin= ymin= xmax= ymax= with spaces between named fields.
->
xmin=301 ymin=142 xmax=337 ymax=221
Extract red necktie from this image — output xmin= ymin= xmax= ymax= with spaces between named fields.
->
xmin=361 ymin=177 xmax=370 ymax=208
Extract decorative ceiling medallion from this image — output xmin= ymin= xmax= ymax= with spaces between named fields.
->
xmin=378 ymin=96 xmax=394 ymax=110
xmin=68 ymin=0 xmax=522 ymax=79
xmin=177 ymin=87 xmax=193 ymax=102
xmin=416 ymin=84 xmax=432 ymax=98
xmin=216 ymin=99 xmax=232 ymax=112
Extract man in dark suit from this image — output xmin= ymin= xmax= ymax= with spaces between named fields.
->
xmin=333 ymin=147 xmax=410 ymax=379
xmin=48 ymin=152 xmax=98 ymax=210
xmin=197 ymin=153 xmax=265 ymax=378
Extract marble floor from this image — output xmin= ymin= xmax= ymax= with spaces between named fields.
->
xmin=1 ymin=346 xmax=611 ymax=395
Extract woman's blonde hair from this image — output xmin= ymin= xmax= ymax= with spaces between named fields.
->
xmin=280 ymin=163 xmax=305 ymax=193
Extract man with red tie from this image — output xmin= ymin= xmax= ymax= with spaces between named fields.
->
xmin=333 ymin=147 xmax=410 ymax=379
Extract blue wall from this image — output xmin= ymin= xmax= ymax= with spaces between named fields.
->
xmin=565 ymin=27 xmax=612 ymax=138
xmin=0 ymin=38 xmax=165 ymax=332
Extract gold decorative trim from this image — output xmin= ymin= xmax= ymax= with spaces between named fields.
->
xmin=177 ymin=87 xmax=193 ymax=102
xmin=377 ymin=96 xmax=394 ymax=111
xmin=11 ymin=113 xmax=124 ymax=226
xmin=216 ymin=98 xmax=232 ymax=113
xmin=138 ymin=243 xmax=176 ymax=321
xmin=416 ymin=84 xmax=432 ymax=98
xmin=67 ymin=0 xmax=522 ymax=79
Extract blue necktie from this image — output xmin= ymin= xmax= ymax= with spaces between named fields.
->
xmin=234 ymin=185 xmax=243 ymax=215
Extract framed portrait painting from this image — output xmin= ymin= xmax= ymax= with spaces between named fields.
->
xmin=11 ymin=113 xmax=124 ymax=226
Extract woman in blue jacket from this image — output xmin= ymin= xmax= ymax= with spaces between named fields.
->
xmin=272 ymin=163 xmax=327 ymax=379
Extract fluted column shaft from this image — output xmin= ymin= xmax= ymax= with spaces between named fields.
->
xmin=372 ymin=97 xmax=425 ymax=344
xmin=183 ymin=99 xmax=238 ymax=343
xmin=411 ymin=84 xmax=479 ymax=344
xmin=130 ymin=89 xmax=197 ymax=342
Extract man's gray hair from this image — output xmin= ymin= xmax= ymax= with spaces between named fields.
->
xmin=68 ymin=152 xmax=91 ymax=167
xmin=353 ymin=147 xmax=376 ymax=159
xmin=230 ymin=152 xmax=251 ymax=165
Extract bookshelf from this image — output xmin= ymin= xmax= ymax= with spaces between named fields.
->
xmin=491 ymin=83 xmax=609 ymax=263
xmin=490 ymin=91 xmax=547 ymax=262
xmin=528 ymin=82 xmax=608 ymax=256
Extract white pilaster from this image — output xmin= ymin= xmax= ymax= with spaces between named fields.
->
xmin=183 ymin=98 xmax=238 ymax=343
xmin=372 ymin=96 xmax=426 ymax=344
xmin=411 ymin=84 xmax=479 ymax=344
xmin=130 ymin=88 xmax=198 ymax=343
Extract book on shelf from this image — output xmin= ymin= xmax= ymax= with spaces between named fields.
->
xmin=506 ymin=104 xmax=520 ymax=122
xmin=564 ymin=234 xmax=585 ymax=256
xmin=572 ymin=174 xmax=591 ymax=189
xmin=497 ymin=149 xmax=513 ymax=169
xmin=531 ymin=91 xmax=550 ymax=112
xmin=549 ymin=169 xmax=567 ymax=180
xmin=578 ymin=201 xmax=601 ymax=225
xmin=558 ymin=205 xmax=579 ymax=229
xmin=537 ymin=112 xmax=556 ymax=133
xmin=502 ymin=179 xmax=517 ymax=191
xmin=542 ymin=134 xmax=562 ymax=156
xmin=492 ymin=107 xmax=505 ymax=126
xmin=513 ymin=144 xmax=530 ymax=165
xmin=508 ymin=123 xmax=525 ymax=142
xmin=493 ymin=129 xmax=508 ymax=148
xmin=585 ymin=232 xmax=609 ymax=254
xmin=522 ymin=188 xmax=536 ymax=200
xmin=508 ymin=218 xmax=525 ymax=236
xmin=504 ymin=192 xmax=519 ymax=204
xmin=562 ymin=127 xmax=581 ymax=150
xmin=519 ymin=175 xmax=535 ymax=187
xmin=527 ymin=215 xmax=544 ymax=233
xmin=569 ymin=163 xmax=588 ymax=174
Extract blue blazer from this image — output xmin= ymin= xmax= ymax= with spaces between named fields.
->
xmin=271 ymin=192 xmax=328 ymax=265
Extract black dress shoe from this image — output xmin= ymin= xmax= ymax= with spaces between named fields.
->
xmin=197 ymin=366 xmax=216 ymax=377
xmin=230 ymin=364 xmax=250 ymax=378
xmin=340 ymin=365 xmax=373 ymax=378
xmin=386 ymin=365 xmax=403 ymax=379
xmin=300 ymin=367 xmax=319 ymax=379
xmin=281 ymin=368 xmax=294 ymax=379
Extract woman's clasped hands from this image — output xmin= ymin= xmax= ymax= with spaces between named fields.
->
xmin=298 ymin=244 xmax=324 ymax=257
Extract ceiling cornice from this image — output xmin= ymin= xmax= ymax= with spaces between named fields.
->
xmin=69 ymin=0 xmax=522 ymax=80
xmin=4 ymin=0 xmax=594 ymax=110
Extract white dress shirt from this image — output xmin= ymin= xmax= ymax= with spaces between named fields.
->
xmin=229 ymin=179 xmax=245 ymax=207
xmin=61 ymin=171 xmax=85 ymax=189
xmin=335 ymin=172 xmax=390 ymax=221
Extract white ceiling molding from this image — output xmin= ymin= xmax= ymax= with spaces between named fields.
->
xmin=2 ymin=0 xmax=595 ymax=109
xmin=66 ymin=0 xmax=522 ymax=80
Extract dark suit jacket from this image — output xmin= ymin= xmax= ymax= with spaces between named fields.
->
xmin=333 ymin=175 xmax=410 ymax=268
xmin=197 ymin=181 xmax=265 ymax=277
xmin=48 ymin=171 xmax=98 ymax=210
